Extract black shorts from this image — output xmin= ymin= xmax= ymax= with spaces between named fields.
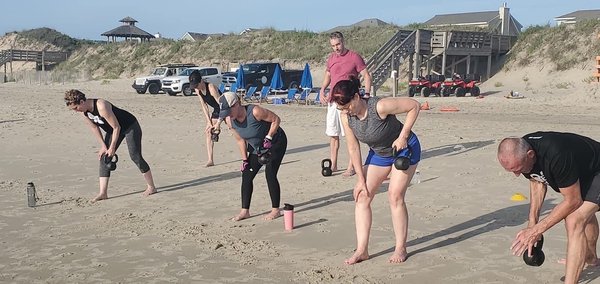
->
xmin=581 ymin=173 xmax=600 ymax=206
xmin=211 ymin=110 xmax=219 ymax=119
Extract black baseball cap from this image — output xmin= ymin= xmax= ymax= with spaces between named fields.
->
xmin=189 ymin=70 xmax=202 ymax=89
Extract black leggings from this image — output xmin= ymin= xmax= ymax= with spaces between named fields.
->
xmin=241 ymin=131 xmax=287 ymax=209
xmin=100 ymin=121 xmax=150 ymax=177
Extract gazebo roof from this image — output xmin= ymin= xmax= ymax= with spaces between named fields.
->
xmin=120 ymin=16 xmax=138 ymax=23
xmin=101 ymin=25 xmax=154 ymax=38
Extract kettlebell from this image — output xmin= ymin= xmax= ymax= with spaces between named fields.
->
xmin=392 ymin=147 xmax=412 ymax=171
xmin=102 ymin=154 xmax=119 ymax=171
xmin=258 ymin=150 xmax=272 ymax=165
xmin=523 ymin=235 xmax=545 ymax=267
xmin=321 ymin=159 xmax=333 ymax=176
xmin=211 ymin=128 xmax=220 ymax=142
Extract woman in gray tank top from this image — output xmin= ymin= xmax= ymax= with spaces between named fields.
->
xmin=213 ymin=92 xmax=288 ymax=222
xmin=331 ymin=77 xmax=422 ymax=265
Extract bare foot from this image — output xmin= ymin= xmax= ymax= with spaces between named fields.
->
xmin=342 ymin=169 xmax=356 ymax=177
xmin=205 ymin=161 xmax=214 ymax=167
xmin=143 ymin=186 xmax=156 ymax=196
xmin=263 ymin=208 xmax=281 ymax=220
xmin=91 ymin=194 xmax=108 ymax=203
xmin=558 ymin=257 xmax=600 ymax=266
xmin=331 ymin=167 xmax=338 ymax=172
xmin=344 ymin=251 xmax=369 ymax=265
xmin=389 ymin=248 xmax=408 ymax=263
xmin=232 ymin=209 xmax=250 ymax=221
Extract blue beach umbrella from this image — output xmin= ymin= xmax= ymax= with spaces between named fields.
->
xmin=236 ymin=64 xmax=245 ymax=89
xmin=300 ymin=63 xmax=313 ymax=89
xmin=269 ymin=64 xmax=283 ymax=90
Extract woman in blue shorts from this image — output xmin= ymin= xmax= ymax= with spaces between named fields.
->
xmin=331 ymin=77 xmax=421 ymax=265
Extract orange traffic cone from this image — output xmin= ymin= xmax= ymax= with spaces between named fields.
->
xmin=420 ymin=101 xmax=430 ymax=110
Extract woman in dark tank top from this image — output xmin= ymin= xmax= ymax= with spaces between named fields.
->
xmin=190 ymin=70 xmax=223 ymax=167
xmin=331 ymin=77 xmax=422 ymax=265
xmin=64 ymin=89 xmax=156 ymax=202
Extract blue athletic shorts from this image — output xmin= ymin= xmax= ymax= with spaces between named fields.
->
xmin=364 ymin=134 xmax=421 ymax=167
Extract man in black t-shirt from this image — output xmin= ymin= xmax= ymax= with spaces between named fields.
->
xmin=498 ymin=131 xmax=600 ymax=284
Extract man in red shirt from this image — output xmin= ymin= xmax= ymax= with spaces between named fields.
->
xmin=319 ymin=31 xmax=372 ymax=176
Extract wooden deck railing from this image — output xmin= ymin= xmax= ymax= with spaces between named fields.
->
xmin=0 ymin=49 xmax=69 ymax=67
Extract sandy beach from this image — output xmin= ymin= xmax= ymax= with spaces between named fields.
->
xmin=2 ymin=76 xmax=600 ymax=283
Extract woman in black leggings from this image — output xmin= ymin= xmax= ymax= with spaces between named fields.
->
xmin=65 ymin=89 xmax=156 ymax=202
xmin=214 ymin=92 xmax=287 ymax=221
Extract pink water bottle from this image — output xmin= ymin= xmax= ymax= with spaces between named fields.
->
xmin=283 ymin=203 xmax=294 ymax=231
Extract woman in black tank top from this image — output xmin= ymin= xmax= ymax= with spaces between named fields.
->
xmin=190 ymin=70 xmax=224 ymax=167
xmin=64 ymin=89 xmax=157 ymax=202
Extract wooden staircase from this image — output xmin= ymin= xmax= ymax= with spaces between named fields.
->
xmin=365 ymin=29 xmax=416 ymax=92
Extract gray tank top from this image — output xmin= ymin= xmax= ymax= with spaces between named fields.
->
xmin=232 ymin=104 xmax=279 ymax=154
xmin=347 ymin=96 xmax=406 ymax=157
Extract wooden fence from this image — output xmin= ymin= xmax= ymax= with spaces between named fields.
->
xmin=1 ymin=69 xmax=92 ymax=85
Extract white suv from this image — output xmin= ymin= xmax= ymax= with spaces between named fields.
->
xmin=132 ymin=63 xmax=196 ymax=94
xmin=161 ymin=67 xmax=222 ymax=96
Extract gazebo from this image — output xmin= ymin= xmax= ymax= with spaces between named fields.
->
xmin=101 ymin=16 xmax=154 ymax=42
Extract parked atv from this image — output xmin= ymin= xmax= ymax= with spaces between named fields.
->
xmin=440 ymin=73 xmax=481 ymax=97
xmin=407 ymin=74 xmax=445 ymax=97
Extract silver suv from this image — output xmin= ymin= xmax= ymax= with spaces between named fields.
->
xmin=161 ymin=67 xmax=222 ymax=96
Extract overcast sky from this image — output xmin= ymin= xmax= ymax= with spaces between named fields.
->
xmin=0 ymin=0 xmax=596 ymax=40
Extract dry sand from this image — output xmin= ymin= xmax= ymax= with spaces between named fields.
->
xmin=1 ymin=76 xmax=600 ymax=283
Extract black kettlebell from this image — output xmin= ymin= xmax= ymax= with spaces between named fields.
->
xmin=321 ymin=159 xmax=333 ymax=176
xmin=258 ymin=150 xmax=272 ymax=165
xmin=211 ymin=128 xmax=220 ymax=142
xmin=392 ymin=147 xmax=412 ymax=171
xmin=102 ymin=154 xmax=119 ymax=171
xmin=523 ymin=235 xmax=545 ymax=266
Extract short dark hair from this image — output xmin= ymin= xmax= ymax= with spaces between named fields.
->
xmin=331 ymin=76 xmax=361 ymax=106
xmin=329 ymin=31 xmax=344 ymax=41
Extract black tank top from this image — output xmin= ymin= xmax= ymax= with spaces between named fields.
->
xmin=199 ymin=82 xmax=221 ymax=111
xmin=84 ymin=99 xmax=137 ymax=133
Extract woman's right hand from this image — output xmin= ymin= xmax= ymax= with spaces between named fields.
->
xmin=353 ymin=180 xmax=369 ymax=202
xmin=240 ymin=159 xmax=249 ymax=172
xmin=205 ymin=123 xmax=213 ymax=134
xmin=98 ymin=145 xmax=108 ymax=160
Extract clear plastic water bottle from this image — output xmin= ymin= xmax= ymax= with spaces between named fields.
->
xmin=412 ymin=170 xmax=421 ymax=185
xmin=27 ymin=182 xmax=36 ymax=207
